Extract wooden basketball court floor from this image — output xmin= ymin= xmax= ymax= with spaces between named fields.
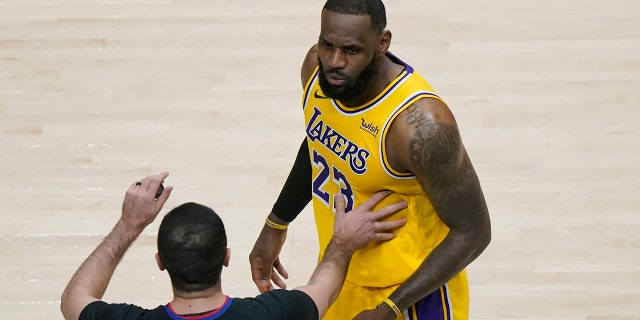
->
xmin=1 ymin=0 xmax=638 ymax=319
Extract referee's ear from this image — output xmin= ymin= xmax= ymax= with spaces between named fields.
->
xmin=155 ymin=253 xmax=165 ymax=271
xmin=223 ymin=248 xmax=231 ymax=267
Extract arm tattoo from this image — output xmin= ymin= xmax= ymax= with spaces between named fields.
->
xmin=406 ymin=105 xmax=462 ymax=183
xmin=406 ymin=105 xmax=481 ymax=228
xmin=386 ymin=105 xmax=490 ymax=311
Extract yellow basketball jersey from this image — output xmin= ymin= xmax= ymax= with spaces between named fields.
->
xmin=302 ymin=53 xmax=453 ymax=288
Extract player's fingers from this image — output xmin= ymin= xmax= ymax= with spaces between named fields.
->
xmin=255 ymin=279 xmax=272 ymax=294
xmin=274 ymin=258 xmax=289 ymax=279
xmin=251 ymin=259 xmax=273 ymax=293
xmin=271 ymin=269 xmax=287 ymax=290
xmin=270 ymin=258 xmax=288 ymax=289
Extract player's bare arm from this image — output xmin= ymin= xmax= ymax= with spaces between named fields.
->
xmin=383 ymin=98 xmax=491 ymax=313
xmin=249 ymin=215 xmax=289 ymax=293
xmin=250 ymin=42 xmax=316 ymax=291
xmin=249 ymin=45 xmax=320 ymax=294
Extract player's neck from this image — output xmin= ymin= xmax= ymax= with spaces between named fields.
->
xmin=170 ymin=287 xmax=227 ymax=315
xmin=342 ymin=55 xmax=404 ymax=108
xmin=381 ymin=54 xmax=406 ymax=86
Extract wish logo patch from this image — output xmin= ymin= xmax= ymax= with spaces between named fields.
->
xmin=360 ymin=118 xmax=379 ymax=137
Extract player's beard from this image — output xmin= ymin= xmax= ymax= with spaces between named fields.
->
xmin=317 ymin=54 xmax=378 ymax=104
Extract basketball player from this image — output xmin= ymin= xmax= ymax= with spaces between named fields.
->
xmin=249 ymin=0 xmax=491 ymax=319
xmin=61 ymin=172 xmax=407 ymax=320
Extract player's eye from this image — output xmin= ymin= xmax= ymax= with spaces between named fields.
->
xmin=318 ymin=40 xmax=332 ymax=49
xmin=345 ymin=48 xmax=358 ymax=54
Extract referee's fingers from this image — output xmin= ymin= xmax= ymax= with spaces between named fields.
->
xmin=370 ymin=201 xmax=407 ymax=220
xmin=375 ymin=218 xmax=407 ymax=232
xmin=334 ymin=193 xmax=346 ymax=215
xmin=374 ymin=231 xmax=398 ymax=241
xmin=357 ymin=190 xmax=392 ymax=212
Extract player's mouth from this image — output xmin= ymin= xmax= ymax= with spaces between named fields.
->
xmin=325 ymin=72 xmax=346 ymax=86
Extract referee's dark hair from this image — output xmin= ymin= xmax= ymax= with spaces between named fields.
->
xmin=157 ymin=202 xmax=227 ymax=293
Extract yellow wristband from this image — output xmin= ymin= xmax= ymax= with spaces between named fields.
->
xmin=265 ymin=217 xmax=288 ymax=230
xmin=382 ymin=297 xmax=402 ymax=318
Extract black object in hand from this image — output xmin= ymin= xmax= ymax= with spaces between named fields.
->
xmin=155 ymin=184 xmax=164 ymax=199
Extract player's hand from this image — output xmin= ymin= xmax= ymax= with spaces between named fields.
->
xmin=120 ymin=172 xmax=173 ymax=232
xmin=352 ymin=306 xmax=398 ymax=320
xmin=249 ymin=222 xmax=289 ymax=293
xmin=332 ymin=190 xmax=407 ymax=253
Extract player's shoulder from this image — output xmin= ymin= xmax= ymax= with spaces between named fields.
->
xmin=397 ymin=96 xmax=457 ymax=129
xmin=301 ymin=44 xmax=319 ymax=87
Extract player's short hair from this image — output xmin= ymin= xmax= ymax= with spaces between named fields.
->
xmin=157 ymin=202 xmax=227 ymax=292
xmin=323 ymin=0 xmax=387 ymax=33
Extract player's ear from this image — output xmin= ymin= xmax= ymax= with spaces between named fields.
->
xmin=379 ymin=30 xmax=391 ymax=54
xmin=155 ymin=252 xmax=165 ymax=271
xmin=223 ymin=248 xmax=231 ymax=267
